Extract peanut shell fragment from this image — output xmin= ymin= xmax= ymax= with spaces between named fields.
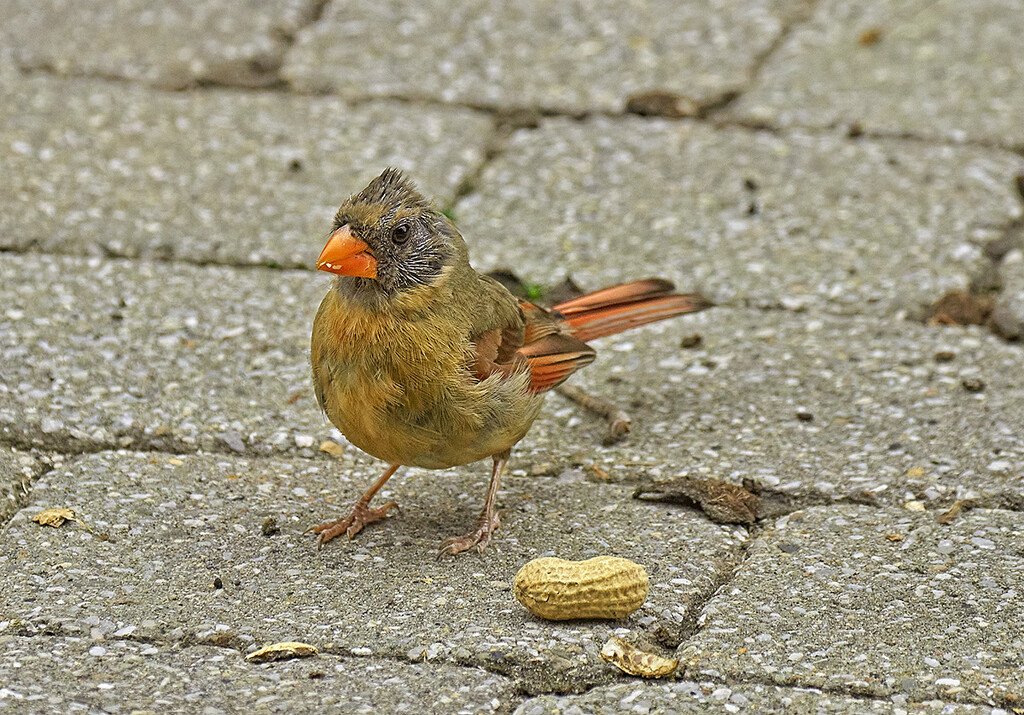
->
xmin=245 ymin=641 xmax=318 ymax=663
xmin=600 ymin=637 xmax=679 ymax=678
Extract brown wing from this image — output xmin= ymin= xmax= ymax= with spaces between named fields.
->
xmin=516 ymin=300 xmax=596 ymax=393
xmin=470 ymin=322 xmax=529 ymax=381
xmin=468 ymin=275 xmax=529 ymax=382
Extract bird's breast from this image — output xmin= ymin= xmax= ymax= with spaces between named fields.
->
xmin=311 ymin=290 xmax=542 ymax=468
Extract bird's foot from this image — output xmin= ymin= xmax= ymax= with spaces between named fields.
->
xmin=438 ymin=509 xmax=501 ymax=557
xmin=309 ymin=500 xmax=399 ymax=549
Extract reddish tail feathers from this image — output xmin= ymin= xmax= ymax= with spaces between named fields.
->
xmin=553 ymin=278 xmax=711 ymax=343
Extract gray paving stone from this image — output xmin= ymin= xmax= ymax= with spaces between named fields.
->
xmin=728 ymin=0 xmax=1024 ymax=148
xmin=0 ymin=636 xmax=516 ymax=713
xmin=2 ymin=253 xmax=1023 ymax=509
xmin=567 ymin=308 xmax=1024 ymax=511
xmin=0 ymin=255 xmax=320 ymax=453
xmin=283 ymin=0 xmax=809 ymax=113
xmin=0 ymin=74 xmax=490 ymax=265
xmin=454 ymin=118 xmax=1023 ymax=315
xmin=0 ymin=0 xmax=320 ymax=88
xmin=0 ymin=451 xmax=744 ymax=694
xmin=514 ymin=680 xmax=1003 ymax=714
xmin=680 ymin=505 xmax=1024 ymax=706
xmin=0 ymin=447 xmax=42 ymax=524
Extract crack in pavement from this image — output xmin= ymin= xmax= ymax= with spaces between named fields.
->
xmin=703 ymin=0 xmax=822 ymax=121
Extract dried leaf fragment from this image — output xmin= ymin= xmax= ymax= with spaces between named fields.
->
xmin=600 ymin=637 xmax=679 ymax=678
xmin=634 ymin=476 xmax=759 ymax=524
xmin=926 ymin=290 xmax=992 ymax=326
xmin=245 ymin=642 xmax=318 ymax=663
xmin=625 ymin=90 xmax=699 ymax=118
xmin=858 ymin=27 xmax=883 ymax=46
xmin=319 ymin=440 xmax=345 ymax=458
xmin=32 ymin=508 xmax=77 ymax=528
xmin=937 ymin=499 xmax=976 ymax=525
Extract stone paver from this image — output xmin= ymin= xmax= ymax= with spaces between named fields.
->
xmin=0 ymin=447 xmax=42 ymax=523
xmin=283 ymin=0 xmax=809 ymax=113
xmin=729 ymin=0 xmax=1024 ymax=148
xmin=0 ymin=0 xmax=320 ymax=89
xmin=0 ymin=255 xmax=319 ymax=454
xmin=0 ymin=74 xmax=491 ymax=266
xmin=0 ymin=636 xmax=517 ymax=713
xmin=1 ymin=451 xmax=744 ymax=694
xmin=567 ymin=309 xmax=1024 ymax=511
xmin=3 ymin=253 xmax=1023 ymax=510
xmin=455 ymin=118 xmax=1023 ymax=315
xmin=681 ymin=505 xmax=1024 ymax=706
xmin=515 ymin=681 xmax=1003 ymax=714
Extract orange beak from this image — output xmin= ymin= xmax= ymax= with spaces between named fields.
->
xmin=316 ymin=225 xmax=378 ymax=279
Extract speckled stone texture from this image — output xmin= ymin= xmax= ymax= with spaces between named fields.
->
xmin=514 ymin=681 xmax=1003 ymax=714
xmin=729 ymin=0 xmax=1024 ymax=148
xmin=0 ymin=452 xmax=744 ymax=694
xmin=283 ymin=0 xmax=810 ymax=112
xmin=454 ymin=118 xmax=1023 ymax=315
xmin=0 ymin=74 xmax=491 ymax=266
xmin=0 ymin=636 xmax=515 ymax=713
xmin=0 ymin=0 xmax=320 ymax=88
xmin=681 ymin=505 xmax=1024 ymax=707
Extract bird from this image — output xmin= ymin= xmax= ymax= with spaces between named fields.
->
xmin=309 ymin=168 xmax=711 ymax=555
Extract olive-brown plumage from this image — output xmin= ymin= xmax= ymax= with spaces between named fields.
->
xmin=310 ymin=169 xmax=710 ymax=555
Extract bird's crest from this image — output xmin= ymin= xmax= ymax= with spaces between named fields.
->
xmin=351 ymin=168 xmax=430 ymax=212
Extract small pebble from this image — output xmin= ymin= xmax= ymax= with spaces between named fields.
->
xmin=795 ymin=411 xmax=814 ymax=422
xmin=679 ymin=334 xmax=703 ymax=349
xmin=934 ymin=350 xmax=955 ymax=363
xmin=261 ymin=516 xmax=281 ymax=537
xmin=213 ymin=576 xmax=223 ymax=589
xmin=961 ymin=377 xmax=985 ymax=392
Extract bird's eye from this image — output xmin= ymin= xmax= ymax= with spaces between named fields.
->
xmin=392 ymin=223 xmax=411 ymax=244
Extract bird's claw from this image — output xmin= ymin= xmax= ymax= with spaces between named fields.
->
xmin=437 ymin=510 xmax=500 ymax=557
xmin=310 ymin=501 xmax=399 ymax=549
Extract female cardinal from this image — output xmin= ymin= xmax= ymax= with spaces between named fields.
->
xmin=310 ymin=168 xmax=710 ymax=555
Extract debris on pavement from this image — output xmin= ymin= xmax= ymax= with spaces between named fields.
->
xmin=245 ymin=642 xmax=319 ymax=663
xmin=937 ymin=499 xmax=976 ymax=525
xmin=600 ymin=637 xmax=679 ymax=678
xmin=31 ymin=507 xmax=77 ymax=528
xmin=634 ymin=475 xmax=760 ymax=524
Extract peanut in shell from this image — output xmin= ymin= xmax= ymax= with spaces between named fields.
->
xmin=512 ymin=555 xmax=648 ymax=620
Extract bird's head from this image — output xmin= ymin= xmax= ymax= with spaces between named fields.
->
xmin=317 ymin=168 xmax=465 ymax=305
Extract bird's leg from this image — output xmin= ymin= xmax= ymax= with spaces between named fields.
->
xmin=309 ymin=463 xmax=401 ymax=549
xmin=555 ymin=383 xmax=631 ymax=445
xmin=438 ymin=449 xmax=509 ymax=557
